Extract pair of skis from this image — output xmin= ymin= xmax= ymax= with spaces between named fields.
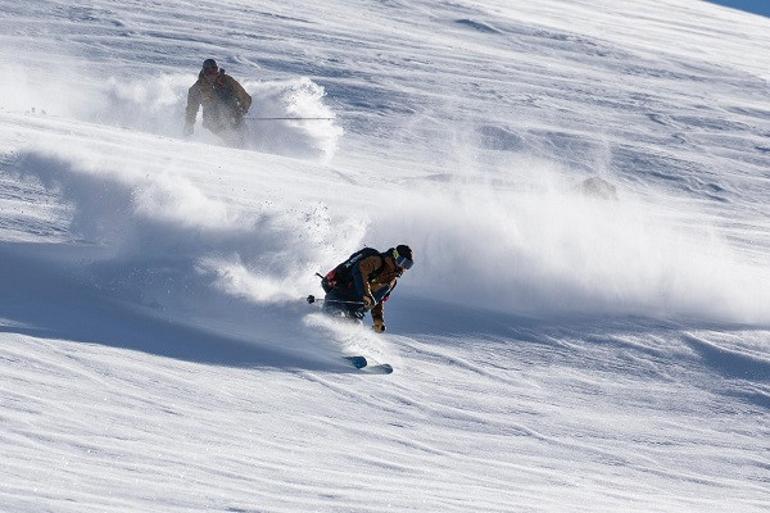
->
xmin=307 ymin=295 xmax=394 ymax=375
xmin=344 ymin=355 xmax=393 ymax=375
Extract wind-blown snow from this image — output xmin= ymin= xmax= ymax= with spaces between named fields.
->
xmin=371 ymin=166 xmax=770 ymax=322
xmin=0 ymin=0 xmax=769 ymax=512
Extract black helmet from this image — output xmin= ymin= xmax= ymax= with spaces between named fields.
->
xmin=393 ymin=244 xmax=413 ymax=270
xmin=202 ymin=58 xmax=218 ymax=71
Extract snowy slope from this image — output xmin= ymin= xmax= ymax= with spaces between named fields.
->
xmin=1 ymin=1 xmax=769 ymax=512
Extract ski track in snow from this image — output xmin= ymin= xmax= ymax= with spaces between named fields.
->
xmin=1 ymin=0 xmax=769 ymax=512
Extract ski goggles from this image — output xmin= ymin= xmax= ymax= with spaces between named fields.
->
xmin=395 ymin=253 xmax=413 ymax=270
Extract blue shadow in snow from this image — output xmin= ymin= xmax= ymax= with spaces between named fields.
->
xmin=682 ymin=334 xmax=770 ymax=382
xmin=0 ymin=242 xmax=332 ymax=371
xmin=387 ymin=295 xmax=770 ymax=410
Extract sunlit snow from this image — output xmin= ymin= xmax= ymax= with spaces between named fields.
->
xmin=0 ymin=1 xmax=768 ymax=512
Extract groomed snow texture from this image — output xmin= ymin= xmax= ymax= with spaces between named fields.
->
xmin=0 ymin=1 xmax=769 ymax=512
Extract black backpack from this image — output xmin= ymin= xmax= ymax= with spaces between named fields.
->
xmin=320 ymin=247 xmax=384 ymax=293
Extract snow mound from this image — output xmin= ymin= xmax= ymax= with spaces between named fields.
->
xmin=241 ymin=77 xmax=343 ymax=161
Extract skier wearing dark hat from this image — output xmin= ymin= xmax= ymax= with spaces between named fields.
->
xmin=184 ymin=59 xmax=252 ymax=144
xmin=319 ymin=245 xmax=414 ymax=333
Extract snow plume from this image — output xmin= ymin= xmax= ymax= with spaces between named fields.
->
xmin=304 ymin=312 xmax=397 ymax=366
xmin=0 ymin=52 xmax=92 ymax=118
xmin=91 ymin=74 xmax=341 ymax=160
xmin=9 ymin=150 xmax=363 ymax=308
xmin=368 ymin=162 xmax=770 ymax=324
xmin=90 ymin=74 xmax=191 ymax=135
xmin=241 ymin=77 xmax=343 ymax=161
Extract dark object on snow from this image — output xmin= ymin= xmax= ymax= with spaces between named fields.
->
xmin=344 ymin=355 xmax=368 ymax=369
xmin=578 ymin=176 xmax=618 ymax=200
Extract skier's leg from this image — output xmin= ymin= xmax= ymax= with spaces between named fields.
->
xmin=235 ymin=116 xmax=247 ymax=147
xmin=221 ymin=114 xmax=246 ymax=147
xmin=322 ymin=288 xmax=348 ymax=316
xmin=323 ymin=288 xmax=364 ymax=321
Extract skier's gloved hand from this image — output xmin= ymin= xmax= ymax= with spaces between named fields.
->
xmin=373 ymin=320 xmax=386 ymax=333
xmin=362 ymin=294 xmax=376 ymax=310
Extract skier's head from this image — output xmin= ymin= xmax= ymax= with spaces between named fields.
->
xmin=201 ymin=58 xmax=219 ymax=80
xmin=202 ymin=58 xmax=218 ymax=73
xmin=392 ymin=244 xmax=413 ymax=271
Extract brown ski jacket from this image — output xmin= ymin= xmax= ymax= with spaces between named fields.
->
xmin=356 ymin=253 xmax=402 ymax=323
xmin=185 ymin=70 xmax=251 ymax=132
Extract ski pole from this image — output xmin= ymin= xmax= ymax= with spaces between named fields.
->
xmin=246 ymin=117 xmax=335 ymax=121
xmin=306 ymin=295 xmax=364 ymax=306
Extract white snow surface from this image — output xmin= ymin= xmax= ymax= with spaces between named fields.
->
xmin=1 ymin=0 xmax=769 ymax=511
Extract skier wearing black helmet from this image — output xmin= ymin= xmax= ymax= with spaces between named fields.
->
xmin=184 ymin=58 xmax=252 ymax=144
xmin=318 ymin=245 xmax=414 ymax=333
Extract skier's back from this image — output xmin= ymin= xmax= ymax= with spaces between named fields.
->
xmin=320 ymin=245 xmax=413 ymax=333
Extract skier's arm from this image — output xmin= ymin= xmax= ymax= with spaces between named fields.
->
xmin=371 ymin=302 xmax=384 ymax=325
xmin=353 ymin=255 xmax=382 ymax=300
xmin=185 ymin=84 xmax=202 ymax=128
xmin=370 ymin=281 xmax=396 ymax=332
xmin=227 ymin=77 xmax=252 ymax=113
